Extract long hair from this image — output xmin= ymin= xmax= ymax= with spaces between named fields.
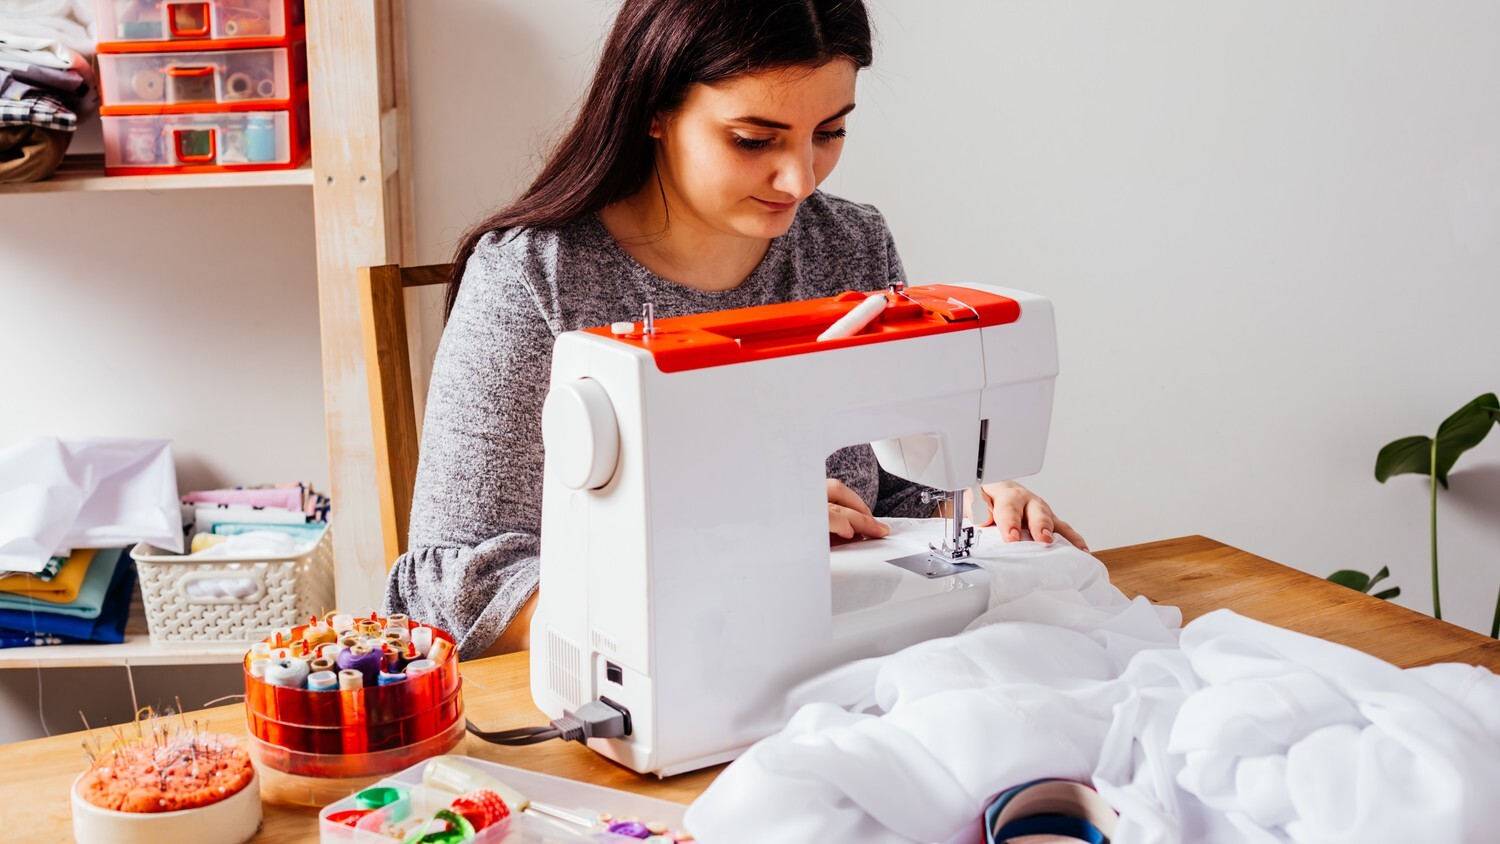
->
xmin=444 ymin=0 xmax=874 ymax=318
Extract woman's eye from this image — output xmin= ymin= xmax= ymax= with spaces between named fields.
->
xmin=733 ymin=135 xmax=773 ymax=150
xmin=816 ymin=127 xmax=847 ymax=143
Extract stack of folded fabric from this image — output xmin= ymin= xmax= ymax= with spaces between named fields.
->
xmin=0 ymin=546 xmax=136 ymax=647
xmin=0 ymin=0 xmax=99 ymax=183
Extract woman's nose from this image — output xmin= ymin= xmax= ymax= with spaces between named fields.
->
xmin=770 ymin=144 xmax=816 ymax=200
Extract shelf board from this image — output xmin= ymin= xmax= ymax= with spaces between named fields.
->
xmin=0 ymin=154 xmax=314 ymax=195
xmin=0 ymin=595 xmax=247 ymax=669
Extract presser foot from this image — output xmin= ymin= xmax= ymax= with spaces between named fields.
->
xmin=886 ymin=550 xmax=980 ymax=579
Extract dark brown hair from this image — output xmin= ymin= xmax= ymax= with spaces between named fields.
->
xmin=444 ymin=0 xmax=874 ymax=318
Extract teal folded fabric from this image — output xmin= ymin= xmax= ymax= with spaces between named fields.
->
xmin=0 ymin=547 xmax=123 ymax=619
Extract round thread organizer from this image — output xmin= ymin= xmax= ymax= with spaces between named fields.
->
xmin=243 ymin=613 xmax=466 ymax=806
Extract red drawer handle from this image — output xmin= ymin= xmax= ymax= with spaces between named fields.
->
xmin=167 ymin=2 xmax=211 ymax=38
xmin=165 ymin=65 xmax=216 ymax=78
xmin=173 ymin=129 xmax=217 ymax=163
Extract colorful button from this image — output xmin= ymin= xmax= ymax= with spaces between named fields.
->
xmin=607 ymin=820 xmax=652 ymax=839
xmin=354 ymin=786 xmax=404 ymax=810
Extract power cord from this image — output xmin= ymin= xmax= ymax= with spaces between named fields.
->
xmin=467 ymin=699 xmax=632 ymax=747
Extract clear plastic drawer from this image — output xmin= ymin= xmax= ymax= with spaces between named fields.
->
xmin=101 ymin=105 xmax=308 ymax=174
xmin=99 ymin=45 xmax=306 ymax=110
xmin=97 ymin=0 xmax=304 ymax=46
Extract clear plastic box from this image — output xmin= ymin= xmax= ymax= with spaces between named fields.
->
xmin=96 ymin=0 xmax=304 ymax=46
xmin=317 ymin=755 xmax=691 ymax=843
xmin=99 ymin=44 xmax=307 ymax=110
xmin=101 ymin=100 xmax=309 ymax=174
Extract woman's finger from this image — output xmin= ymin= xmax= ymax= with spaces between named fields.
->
xmin=1054 ymin=519 xmax=1089 ymax=552
xmin=963 ymin=486 xmax=995 ymax=527
xmin=1025 ymin=497 xmax=1055 ymax=544
xmin=826 ymin=478 xmax=872 ymax=517
xmin=829 ymin=504 xmax=888 ymax=539
xmin=988 ymin=486 xmax=1025 ymax=541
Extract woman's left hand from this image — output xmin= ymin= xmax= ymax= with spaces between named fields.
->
xmin=964 ymin=481 xmax=1088 ymax=551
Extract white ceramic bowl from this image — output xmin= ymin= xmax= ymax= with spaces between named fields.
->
xmin=71 ymin=770 xmax=262 ymax=844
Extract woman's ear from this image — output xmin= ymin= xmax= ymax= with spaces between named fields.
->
xmin=648 ymin=113 xmax=664 ymax=139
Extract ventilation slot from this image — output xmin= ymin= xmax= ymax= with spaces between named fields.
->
xmin=548 ymin=628 xmax=582 ymax=707
xmin=592 ymin=629 xmax=618 ymax=655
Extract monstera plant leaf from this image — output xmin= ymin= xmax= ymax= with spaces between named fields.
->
xmin=1327 ymin=565 xmax=1400 ymax=601
xmin=1375 ymin=393 xmax=1500 ymax=488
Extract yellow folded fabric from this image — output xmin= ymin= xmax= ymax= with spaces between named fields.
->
xmin=0 ymin=548 xmax=96 ymax=603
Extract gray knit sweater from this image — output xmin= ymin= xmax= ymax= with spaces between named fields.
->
xmin=384 ymin=191 xmax=935 ymax=658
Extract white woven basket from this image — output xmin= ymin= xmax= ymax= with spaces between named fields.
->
xmin=131 ymin=526 xmax=335 ymax=645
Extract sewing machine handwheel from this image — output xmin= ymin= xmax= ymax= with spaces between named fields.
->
xmin=542 ymin=378 xmax=620 ymax=490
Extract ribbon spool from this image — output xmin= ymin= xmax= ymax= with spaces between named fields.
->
xmin=224 ymin=71 xmax=253 ymax=100
xmin=255 ymin=77 xmax=277 ymax=99
xmin=131 ymin=68 xmax=164 ymax=101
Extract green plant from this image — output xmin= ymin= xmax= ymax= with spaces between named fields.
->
xmin=1327 ymin=566 xmax=1400 ymax=601
xmin=1374 ymin=393 xmax=1500 ymax=632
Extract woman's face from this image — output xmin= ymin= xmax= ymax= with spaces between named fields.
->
xmin=651 ymin=59 xmax=857 ymax=240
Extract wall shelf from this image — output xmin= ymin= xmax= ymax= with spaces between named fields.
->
xmin=0 ymin=598 xmax=245 ymax=669
xmin=0 ymin=155 xmax=314 ymax=195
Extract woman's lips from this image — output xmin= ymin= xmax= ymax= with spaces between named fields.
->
xmin=755 ymin=198 xmax=798 ymax=212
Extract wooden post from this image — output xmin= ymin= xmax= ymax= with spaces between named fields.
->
xmin=306 ymin=0 xmax=413 ymax=609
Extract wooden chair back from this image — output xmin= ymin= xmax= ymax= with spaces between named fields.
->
xmin=358 ymin=263 xmax=453 ymax=568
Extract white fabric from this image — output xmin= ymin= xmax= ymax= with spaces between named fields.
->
xmin=684 ymin=520 xmax=1500 ymax=844
xmin=0 ymin=436 xmax=183 ymax=572
xmin=185 ymin=530 xmax=317 ymax=559
xmin=0 ymin=0 xmax=95 ymax=72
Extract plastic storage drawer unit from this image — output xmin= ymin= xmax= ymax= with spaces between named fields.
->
xmin=98 ymin=44 xmax=307 ymax=112
xmin=97 ymin=0 xmax=305 ymax=49
xmin=101 ymin=99 xmax=309 ymax=175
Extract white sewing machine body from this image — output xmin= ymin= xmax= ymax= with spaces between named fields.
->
xmin=529 ymin=283 xmax=1058 ymax=775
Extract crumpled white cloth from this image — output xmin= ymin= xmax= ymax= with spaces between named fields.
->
xmin=1097 ymin=611 xmax=1500 ymax=844
xmin=684 ymin=520 xmax=1500 ymax=844
xmin=0 ymin=0 xmax=95 ymax=77
xmin=0 ymin=436 xmax=183 ymax=572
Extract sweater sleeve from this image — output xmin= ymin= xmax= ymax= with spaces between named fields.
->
xmin=869 ymin=221 xmax=939 ymax=519
xmin=383 ymin=232 xmax=558 ymax=660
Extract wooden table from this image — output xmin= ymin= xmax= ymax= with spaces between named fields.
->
xmin=7 ymin=536 xmax=1498 ymax=841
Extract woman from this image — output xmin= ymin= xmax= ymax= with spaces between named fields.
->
xmin=386 ymin=0 xmax=1087 ymax=659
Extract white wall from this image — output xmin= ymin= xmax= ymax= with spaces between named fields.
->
xmin=3 ymin=0 xmax=1499 ymax=739
xmin=407 ymin=0 xmax=1500 ymax=633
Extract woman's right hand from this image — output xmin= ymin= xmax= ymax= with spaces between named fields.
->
xmin=828 ymin=478 xmax=889 ymax=541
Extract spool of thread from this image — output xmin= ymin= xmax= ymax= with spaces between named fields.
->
xmin=130 ymin=67 xmax=163 ymax=101
xmin=356 ymin=620 xmax=382 ymax=637
xmin=337 ymin=644 xmax=382 ymax=687
xmin=428 ymin=638 xmax=455 ymax=666
xmin=338 ymin=668 xmax=364 ymax=690
xmin=410 ymin=626 xmax=433 ymax=657
xmin=249 ymin=642 xmax=271 ymax=660
xmin=265 ymin=657 xmax=311 ymax=689
xmin=309 ymin=656 xmax=335 ymax=674
xmin=338 ymin=635 xmax=361 ymax=650
xmin=304 ymin=623 xmax=337 ymax=647
xmin=377 ymin=671 xmax=406 ymax=686
xmin=404 ymin=659 xmax=436 ymax=677
xmin=320 ymin=642 xmax=345 ymax=661
xmin=307 ymin=670 xmax=338 ymax=691
xmin=274 ymin=626 xmax=294 ymax=644
xmin=385 ymin=614 xmax=409 ymax=630
xmin=255 ymin=77 xmax=276 ymax=99
xmin=383 ymin=628 xmax=410 ymax=647
xmin=224 ymin=71 xmax=253 ymax=99
xmin=331 ymin=613 xmax=354 ymax=630
xmin=248 ymin=658 xmax=269 ymax=679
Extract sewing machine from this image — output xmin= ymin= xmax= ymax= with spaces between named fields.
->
xmin=529 ymin=282 xmax=1058 ymax=775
